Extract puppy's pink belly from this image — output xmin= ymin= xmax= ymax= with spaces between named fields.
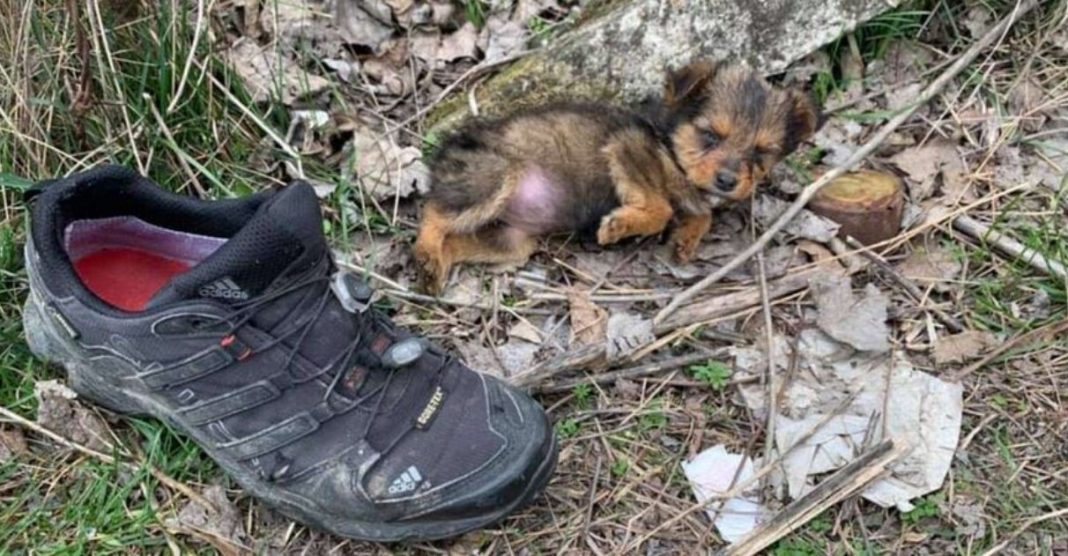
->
xmin=502 ymin=167 xmax=566 ymax=234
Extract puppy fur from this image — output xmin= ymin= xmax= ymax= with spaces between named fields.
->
xmin=413 ymin=60 xmax=822 ymax=294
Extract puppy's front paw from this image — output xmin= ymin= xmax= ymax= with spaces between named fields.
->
xmin=597 ymin=213 xmax=627 ymax=246
xmin=672 ymin=233 xmax=701 ymax=263
xmin=413 ymin=245 xmax=449 ymax=296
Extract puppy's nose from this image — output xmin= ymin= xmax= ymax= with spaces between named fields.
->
xmin=715 ymin=170 xmax=737 ymax=192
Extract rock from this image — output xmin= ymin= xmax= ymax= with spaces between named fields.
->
xmin=429 ymin=0 xmax=896 ymax=129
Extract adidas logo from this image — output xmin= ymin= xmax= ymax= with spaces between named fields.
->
xmin=198 ymin=277 xmax=250 ymax=301
xmin=387 ymin=465 xmax=423 ymax=495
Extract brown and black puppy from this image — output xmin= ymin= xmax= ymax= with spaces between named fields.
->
xmin=414 ymin=60 xmax=822 ymax=294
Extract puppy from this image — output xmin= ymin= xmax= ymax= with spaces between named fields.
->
xmin=413 ymin=60 xmax=822 ymax=294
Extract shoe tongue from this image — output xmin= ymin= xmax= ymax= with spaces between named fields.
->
xmin=148 ymin=182 xmax=327 ymax=307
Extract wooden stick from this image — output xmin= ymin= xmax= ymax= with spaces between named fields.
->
xmin=720 ymin=439 xmax=907 ymax=556
xmin=843 ymin=236 xmax=965 ymax=332
xmin=0 ymin=405 xmax=213 ymax=512
xmin=509 ymin=344 xmax=607 ymax=388
xmin=978 ymin=507 xmax=1068 ymax=556
xmin=756 ymin=254 xmax=778 ymax=468
xmin=653 ymin=0 xmax=1039 ymax=327
xmin=953 ymin=214 xmax=1068 ymax=280
xmin=534 ymin=350 xmax=727 ymax=393
xmin=950 ymin=319 xmax=1068 ymax=381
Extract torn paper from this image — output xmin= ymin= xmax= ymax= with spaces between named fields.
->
xmin=682 ymin=445 xmax=769 ymax=543
xmin=733 ymin=328 xmax=963 ymax=511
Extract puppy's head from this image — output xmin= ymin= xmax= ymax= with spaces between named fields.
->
xmin=663 ymin=60 xmax=823 ymax=202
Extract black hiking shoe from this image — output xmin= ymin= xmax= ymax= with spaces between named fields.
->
xmin=22 ymin=165 xmax=556 ymax=542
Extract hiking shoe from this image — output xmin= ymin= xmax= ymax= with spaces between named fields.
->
xmin=22 ymin=165 xmax=556 ymax=542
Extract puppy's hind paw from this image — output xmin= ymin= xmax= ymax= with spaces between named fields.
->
xmin=596 ymin=214 xmax=627 ymax=246
xmin=413 ymin=247 xmax=449 ymax=296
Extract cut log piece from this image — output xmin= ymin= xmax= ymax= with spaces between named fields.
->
xmin=808 ymin=170 xmax=904 ymax=246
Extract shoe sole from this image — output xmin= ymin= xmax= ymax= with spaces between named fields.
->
xmin=23 ymin=292 xmax=557 ymax=542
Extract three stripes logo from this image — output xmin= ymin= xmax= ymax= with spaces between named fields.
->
xmin=387 ymin=465 xmax=423 ymax=495
xmin=198 ymin=277 xmax=250 ymax=301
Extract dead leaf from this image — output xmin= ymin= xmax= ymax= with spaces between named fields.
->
xmin=812 ymin=122 xmax=856 ymax=167
xmin=344 ymin=126 xmax=430 ymax=201
xmin=508 ymin=319 xmax=543 ymax=344
xmin=224 ymin=39 xmax=330 ymax=104
xmin=885 ymin=82 xmax=923 ymax=112
xmin=411 ymin=22 xmax=480 ymax=65
xmin=890 ymin=140 xmax=963 ymax=201
xmin=0 ymin=427 xmax=29 ymax=462
xmin=323 ymin=58 xmax=361 ymax=83
xmin=258 ymin=0 xmax=318 ymax=40
xmin=754 ymin=195 xmax=840 ymax=243
xmin=34 ymin=380 xmax=111 ymax=452
xmin=811 ymin=275 xmax=891 ymax=353
xmin=167 ymin=485 xmax=250 ymax=556
xmin=1010 ymin=78 xmax=1050 ymax=132
xmin=1030 ymin=137 xmax=1068 ymax=190
xmin=605 ymin=312 xmax=654 ymax=360
xmin=933 ymin=330 xmax=996 ymax=365
xmin=567 ymin=290 xmax=607 ymax=347
xmin=335 ymin=0 xmax=394 ymax=50
xmin=994 ymin=145 xmax=1026 ymax=188
xmin=481 ymin=17 xmax=528 ymax=63
xmin=962 ymin=5 xmax=992 ymax=39
xmin=361 ymin=39 xmax=414 ymax=96
xmin=949 ymin=498 xmax=987 ymax=539
xmin=496 ymin=339 xmax=540 ymax=376
xmin=898 ymin=247 xmax=961 ymax=291
xmin=457 ymin=341 xmax=505 ymax=377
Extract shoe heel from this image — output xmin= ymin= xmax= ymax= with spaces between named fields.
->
xmin=22 ymin=296 xmax=146 ymax=416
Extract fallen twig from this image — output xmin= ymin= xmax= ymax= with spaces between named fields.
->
xmin=978 ymin=507 xmax=1068 ymax=556
xmin=950 ymin=319 xmax=1068 ymax=381
xmin=844 ymin=236 xmax=964 ymax=332
xmin=534 ymin=350 xmax=729 ymax=393
xmin=0 ymin=405 xmax=213 ymax=512
xmin=720 ymin=439 xmax=907 ymax=556
xmin=653 ymin=0 xmax=1039 ymax=326
xmin=953 ymin=214 xmax=1068 ymax=280
xmin=756 ymin=254 xmax=778 ymax=469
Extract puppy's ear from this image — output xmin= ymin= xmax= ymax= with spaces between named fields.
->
xmin=665 ymin=60 xmax=718 ymax=107
xmin=782 ymin=89 xmax=823 ymax=155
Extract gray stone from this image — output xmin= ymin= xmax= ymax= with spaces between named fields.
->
xmin=430 ymin=0 xmax=897 ymax=128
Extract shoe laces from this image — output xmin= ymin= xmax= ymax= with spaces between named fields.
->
xmin=188 ymin=263 xmax=447 ymax=478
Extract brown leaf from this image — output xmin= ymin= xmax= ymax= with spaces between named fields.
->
xmin=344 ymin=125 xmax=430 ymax=201
xmin=224 ymin=40 xmax=330 ymax=104
xmin=410 ymin=22 xmax=480 ymax=65
xmin=167 ymin=485 xmax=250 ymax=556
xmin=962 ymin=5 xmax=992 ymax=39
xmin=812 ymin=275 xmax=891 ymax=353
xmin=34 ymin=380 xmax=111 ymax=452
xmin=933 ymin=330 xmax=997 ymax=365
xmin=890 ymin=140 xmax=963 ymax=201
xmin=897 ymin=247 xmax=961 ymax=292
xmin=508 ymin=319 xmax=543 ymax=344
xmin=567 ymin=289 xmax=607 ymax=347
xmin=335 ymin=0 xmax=394 ymax=50
xmin=605 ymin=311 xmax=654 ymax=360
xmin=0 ymin=427 xmax=29 ymax=462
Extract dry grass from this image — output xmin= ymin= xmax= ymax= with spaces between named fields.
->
xmin=1 ymin=0 xmax=1067 ymax=554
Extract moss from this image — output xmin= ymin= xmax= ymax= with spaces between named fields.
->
xmin=426 ymin=57 xmax=618 ymax=133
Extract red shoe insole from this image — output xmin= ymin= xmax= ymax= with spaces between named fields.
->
xmin=73 ymin=248 xmax=192 ymax=311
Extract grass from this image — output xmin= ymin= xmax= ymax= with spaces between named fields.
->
xmin=1 ymin=0 xmax=1067 ymax=553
